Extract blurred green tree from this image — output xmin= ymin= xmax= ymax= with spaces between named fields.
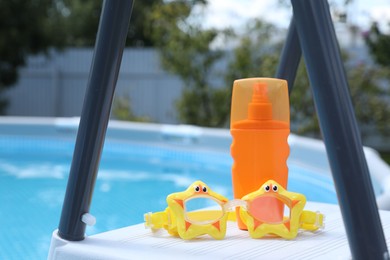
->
xmin=0 ymin=0 xmax=161 ymax=115
xmin=54 ymin=0 xmax=161 ymax=47
xmin=364 ymin=22 xmax=390 ymax=67
xmin=0 ymin=0 xmax=64 ymax=114
xmin=225 ymin=20 xmax=390 ymax=140
xmin=223 ymin=20 xmax=318 ymax=135
xmin=362 ymin=22 xmax=390 ymax=159
xmin=112 ymin=96 xmax=150 ymax=122
xmin=154 ymin=6 xmax=390 ymax=140
xmin=147 ymin=0 xmax=231 ymax=127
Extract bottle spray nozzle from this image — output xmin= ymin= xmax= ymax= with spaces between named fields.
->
xmin=252 ymin=83 xmax=270 ymax=103
xmin=248 ymin=82 xmax=273 ymax=120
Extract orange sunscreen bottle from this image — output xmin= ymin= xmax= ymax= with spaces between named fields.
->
xmin=230 ymin=78 xmax=290 ymax=230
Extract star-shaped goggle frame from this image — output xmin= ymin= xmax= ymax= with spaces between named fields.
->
xmin=144 ymin=180 xmax=324 ymax=240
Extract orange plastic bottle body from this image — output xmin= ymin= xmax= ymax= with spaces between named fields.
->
xmin=231 ymin=128 xmax=289 ymax=229
xmin=230 ymin=78 xmax=290 ymax=230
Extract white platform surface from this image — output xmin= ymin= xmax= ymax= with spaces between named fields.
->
xmin=49 ymin=202 xmax=390 ymax=260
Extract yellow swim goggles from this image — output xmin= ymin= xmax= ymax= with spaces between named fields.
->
xmin=144 ymin=180 xmax=324 ymax=240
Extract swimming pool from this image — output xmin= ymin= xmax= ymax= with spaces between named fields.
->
xmin=0 ymin=117 xmax=375 ymax=259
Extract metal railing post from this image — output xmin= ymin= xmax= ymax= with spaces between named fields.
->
xmin=58 ymin=0 xmax=134 ymax=241
xmin=275 ymin=18 xmax=301 ymax=94
xmin=291 ymin=0 xmax=388 ymax=258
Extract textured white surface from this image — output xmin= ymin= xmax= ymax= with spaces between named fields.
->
xmin=48 ymin=202 xmax=390 ymax=260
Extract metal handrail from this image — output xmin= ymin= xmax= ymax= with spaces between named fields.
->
xmin=57 ymin=0 xmax=388 ymax=258
xmin=275 ymin=18 xmax=301 ymax=95
xmin=276 ymin=0 xmax=388 ymax=259
xmin=58 ymin=0 xmax=134 ymax=241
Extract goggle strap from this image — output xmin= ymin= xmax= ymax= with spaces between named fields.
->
xmin=144 ymin=211 xmax=168 ymax=230
xmin=299 ymin=210 xmax=325 ymax=231
xmin=223 ymin=199 xmax=247 ymax=212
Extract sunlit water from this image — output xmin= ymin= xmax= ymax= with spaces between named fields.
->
xmin=0 ymin=135 xmax=337 ymax=259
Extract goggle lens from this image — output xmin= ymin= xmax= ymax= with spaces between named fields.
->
xmin=248 ymin=195 xmax=291 ymax=224
xmin=185 ymin=197 xmax=224 ymax=224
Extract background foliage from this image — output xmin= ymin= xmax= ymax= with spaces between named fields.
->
xmin=0 ymin=0 xmax=161 ymax=115
xmin=146 ymin=0 xmax=231 ymax=127
xmin=147 ymin=0 xmax=390 ymax=141
xmin=0 ymin=0 xmax=63 ymax=113
xmin=1 ymin=0 xmax=389 ymax=152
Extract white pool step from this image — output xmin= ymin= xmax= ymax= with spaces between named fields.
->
xmin=48 ymin=202 xmax=390 ymax=259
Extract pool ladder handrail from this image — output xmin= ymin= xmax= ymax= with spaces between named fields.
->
xmin=56 ymin=0 xmax=389 ymax=259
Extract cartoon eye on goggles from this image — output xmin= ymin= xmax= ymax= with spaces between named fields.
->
xmin=144 ymin=180 xmax=324 ymax=240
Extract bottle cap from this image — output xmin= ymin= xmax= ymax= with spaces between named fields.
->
xmin=230 ymin=78 xmax=290 ymax=128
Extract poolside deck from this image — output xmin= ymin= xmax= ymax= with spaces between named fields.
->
xmin=48 ymin=202 xmax=390 ymax=259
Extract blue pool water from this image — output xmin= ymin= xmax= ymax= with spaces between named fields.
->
xmin=0 ymin=135 xmax=337 ymax=259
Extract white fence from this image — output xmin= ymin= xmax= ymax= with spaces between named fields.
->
xmin=4 ymin=48 xmax=389 ymax=150
xmin=5 ymin=48 xmax=183 ymax=123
